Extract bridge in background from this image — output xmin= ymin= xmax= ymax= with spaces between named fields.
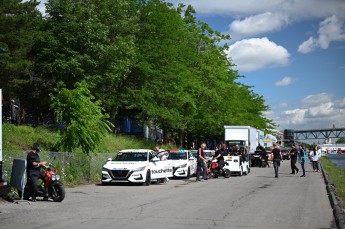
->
xmin=294 ymin=127 xmax=345 ymax=140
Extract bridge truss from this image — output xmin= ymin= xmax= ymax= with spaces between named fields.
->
xmin=294 ymin=128 xmax=345 ymax=140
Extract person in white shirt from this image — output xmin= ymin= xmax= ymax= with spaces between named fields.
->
xmin=309 ymin=146 xmax=320 ymax=172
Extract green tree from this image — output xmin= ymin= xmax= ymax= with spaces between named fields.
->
xmin=32 ymin=0 xmax=137 ymax=128
xmin=50 ymin=81 xmax=112 ymax=154
xmin=0 ymin=0 xmax=42 ymax=113
xmin=123 ymin=0 xmax=196 ymax=142
xmin=336 ymin=138 xmax=345 ymax=144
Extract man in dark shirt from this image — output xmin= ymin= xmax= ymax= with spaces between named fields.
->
xmin=289 ymin=144 xmax=299 ymax=175
xmin=271 ymin=144 xmax=282 ymax=178
xmin=214 ymin=145 xmax=225 ymax=172
xmin=196 ymin=143 xmax=208 ymax=181
xmin=26 ymin=143 xmax=46 ymax=201
xmin=218 ymin=144 xmax=229 ymax=156
xmin=232 ymin=145 xmax=241 ymax=156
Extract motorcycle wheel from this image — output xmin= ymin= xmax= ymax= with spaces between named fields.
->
xmin=213 ymin=171 xmax=219 ymax=178
xmin=207 ymin=172 xmax=213 ymax=179
xmin=223 ymin=169 xmax=231 ymax=178
xmin=50 ymin=184 xmax=66 ymax=202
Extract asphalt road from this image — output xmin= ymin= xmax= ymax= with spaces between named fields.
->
xmin=0 ymin=160 xmax=336 ymax=229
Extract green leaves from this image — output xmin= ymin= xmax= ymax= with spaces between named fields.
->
xmin=2 ymin=0 xmax=273 ymax=147
xmin=50 ymin=81 xmax=112 ymax=154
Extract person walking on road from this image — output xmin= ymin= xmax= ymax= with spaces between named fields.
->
xmin=271 ymin=144 xmax=282 ymax=178
xmin=298 ymin=145 xmax=306 ymax=177
xmin=196 ymin=143 xmax=208 ymax=181
xmin=310 ymin=146 xmax=320 ymax=172
xmin=289 ymin=144 xmax=299 ymax=175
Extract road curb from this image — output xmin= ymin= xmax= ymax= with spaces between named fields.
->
xmin=321 ymin=163 xmax=345 ymax=229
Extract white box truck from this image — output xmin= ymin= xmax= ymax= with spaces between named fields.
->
xmin=224 ymin=126 xmax=264 ymax=172
xmin=224 ymin=126 xmax=258 ymax=154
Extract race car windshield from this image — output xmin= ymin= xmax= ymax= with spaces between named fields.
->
xmin=113 ymin=152 xmax=147 ymax=161
xmin=168 ymin=152 xmax=187 ymax=160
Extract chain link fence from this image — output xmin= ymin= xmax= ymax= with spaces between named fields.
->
xmin=2 ymin=150 xmax=115 ymax=186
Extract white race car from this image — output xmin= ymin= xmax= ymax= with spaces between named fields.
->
xmin=168 ymin=150 xmax=197 ymax=178
xmin=223 ymin=155 xmax=250 ymax=176
xmin=102 ymin=149 xmax=174 ymax=185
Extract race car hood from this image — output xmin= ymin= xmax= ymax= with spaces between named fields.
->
xmin=168 ymin=160 xmax=188 ymax=167
xmin=103 ymin=161 xmax=148 ymax=170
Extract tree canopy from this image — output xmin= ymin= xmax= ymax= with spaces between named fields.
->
xmin=0 ymin=0 xmax=275 ymax=149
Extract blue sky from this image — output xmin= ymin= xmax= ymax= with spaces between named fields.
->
xmin=36 ymin=0 xmax=345 ymax=133
xmin=165 ymin=0 xmax=345 ymax=133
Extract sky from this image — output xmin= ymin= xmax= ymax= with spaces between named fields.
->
xmin=164 ymin=0 xmax=345 ymax=134
xmin=36 ymin=0 xmax=345 ymax=134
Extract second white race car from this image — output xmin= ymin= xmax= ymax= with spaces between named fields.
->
xmin=167 ymin=150 xmax=197 ymax=178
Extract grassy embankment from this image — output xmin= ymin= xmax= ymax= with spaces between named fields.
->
xmin=2 ymin=123 xmax=159 ymax=186
xmin=321 ymin=157 xmax=345 ymax=206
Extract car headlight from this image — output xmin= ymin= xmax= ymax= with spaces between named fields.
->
xmin=52 ymin=174 xmax=60 ymax=181
xmin=102 ymin=167 xmax=109 ymax=172
xmin=133 ymin=166 xmax=146 ymax=172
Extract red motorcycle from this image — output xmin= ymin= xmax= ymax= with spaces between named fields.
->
xmin=210 ymin=159 xmax=231 ymax=178
xmin=22 ymin=160 xmax=65 ymax=202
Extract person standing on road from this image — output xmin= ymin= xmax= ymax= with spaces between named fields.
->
xmin=289 ymin=144 xmax=299 ymax=175
xmin=298 ymin=145 xmax=306 ymax=177
xmin=241 ymin=146 xmax=249 ymax=163
xmin=271 ymin=144 xmax=282 ymax=178
xmin=196 ymin=143 xmax=208 ymax=181
xmin=316 ymin=146 xmax=322 ymax=168
xmin=310 ymin=146 xmax=320 ymax=172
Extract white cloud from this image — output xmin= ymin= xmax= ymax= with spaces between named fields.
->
xmin=283 ymin=109 xmax=307 ymax=125
xmin=297 ymin=37 xmax=317 ymax=54
xmin=228 ymin=12 xmax=289 ymax=39
xmin=268 ymin=93 xmax=345 ymax=130
xmin=169 ymin=0 xmax=345 ymax=20
xmin=227 ymin=37 xmax=290 ymax=72
xmin=277 ymin=102 xmax=288 ymax=108
xmin=302 ymin=93 xmax=333 ymax=106
xmin=169 ymin=0 xmax=345 ymax=43
xmin=298 ymin=15 xmax=345 ymax=53
xmin=275 ymin=77 xmax=296 ymax=87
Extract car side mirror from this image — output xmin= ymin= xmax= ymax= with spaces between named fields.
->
xmin=107 ymin=158 xmax=112 ymax=161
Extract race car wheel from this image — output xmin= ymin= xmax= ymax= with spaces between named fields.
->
xmin=186 ymin=167 xmax=191 ymax=179
xmin=143 ymin=170 xmax=151 ymax=186
xmin=223 ymin=169 xmax=231 ymax=178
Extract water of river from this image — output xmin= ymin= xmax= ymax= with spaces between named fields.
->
xmin=326 ymin=154 xmax=345 ymax=170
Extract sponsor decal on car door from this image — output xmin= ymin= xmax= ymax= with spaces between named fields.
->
xmin=150 ymin=160 xmax=173 ymax=179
